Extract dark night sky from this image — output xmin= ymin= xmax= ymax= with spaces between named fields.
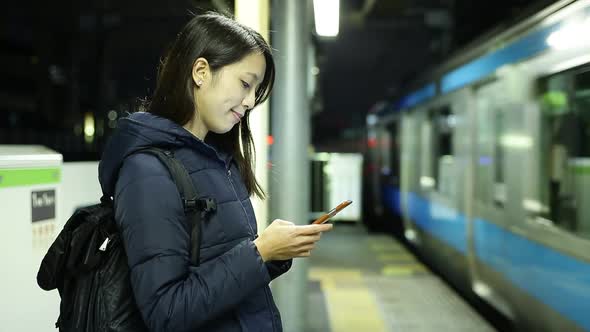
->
xmin=0 ymin=0 xmax=560 ymax=158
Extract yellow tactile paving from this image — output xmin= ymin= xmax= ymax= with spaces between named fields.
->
xmin=369 ymin=242 xmax=404 ymax=252
xmin=376 ymin=252 xmax=416 ymax=262
xmin=309 ymin=268 xmax=388 ymax=332
xmin=309 ymin=267 xmax=363 ymax=282
xmin=323 ymin=288 xmax=388 ymax=331
xmin=307 ymin=229 xmax=496 ymax=332
xmin=381 ymin=263 xmax=427 ymax=276
xmin=309 ymin=267 xmax=363 ymax=289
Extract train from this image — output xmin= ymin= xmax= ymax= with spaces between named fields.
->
xmin=364 ymin=0 xmax=590 ymax=331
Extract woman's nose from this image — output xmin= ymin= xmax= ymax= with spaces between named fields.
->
xmin=242 ymin=89 xmax=256 ymax=110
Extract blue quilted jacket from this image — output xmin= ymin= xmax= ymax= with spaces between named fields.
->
xmin=98 ymin=112 xmax=291 ymax=331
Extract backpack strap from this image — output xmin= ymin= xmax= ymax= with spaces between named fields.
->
xmin=134 ymin=147 xmax=217 ymax=266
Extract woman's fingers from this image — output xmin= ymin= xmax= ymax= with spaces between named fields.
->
xmin=274 ymin=219 xmax=294 ymax=226
xmin=297 ymin=251 xmax=312 ymax=257
xmin=297 ymin=234 xmax=321 ymax=245
xmin=264 ymin=220 xmax=331 ymax=259
xmin=297 ymin=244 xmax=315 ymax=252
xmin=295 ymin=224 xmax=333 ymax=235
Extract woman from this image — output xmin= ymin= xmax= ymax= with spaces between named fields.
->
xmin=98 ymin=12 xmax=332 ymax=332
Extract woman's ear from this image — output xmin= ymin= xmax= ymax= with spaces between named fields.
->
xmin=192 ymin=57 xmax=209 ymax=88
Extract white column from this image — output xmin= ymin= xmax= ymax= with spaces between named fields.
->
xmin=235 ymin=0 xmax=270 ymax=231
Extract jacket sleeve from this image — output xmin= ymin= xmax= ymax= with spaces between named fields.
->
xmin=114 ymin=154 xmax=271 ymax=332
xmin=265 ymin=259 xmax=292 ymax=280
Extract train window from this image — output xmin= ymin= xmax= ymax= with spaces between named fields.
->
xmin=420 ymin=119 xmax=433 ymax=189
xmin=539 ymin=68 xmax=590 ymax=238
xmin=474 ymin=93 xmax=506 ymax=207
xmin=428 ymin=106 xmax=454 ymax=194
xmin=375 ymin=126 xmax=390 ymax=176
xmin=386 ymin=122 xmax=400 ymax=185
xmin=493 ymin=108 xmax=506 ymax=206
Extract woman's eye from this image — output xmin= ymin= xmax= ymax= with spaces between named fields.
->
xmin=241 ymin=80 xmax=251 ymax=89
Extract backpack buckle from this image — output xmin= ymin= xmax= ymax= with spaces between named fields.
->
xmin=184 ymin=198 xmax=217 ymax=214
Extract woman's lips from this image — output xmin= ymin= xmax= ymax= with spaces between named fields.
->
xmin=231 ymin=110 xmax=243 ymax=122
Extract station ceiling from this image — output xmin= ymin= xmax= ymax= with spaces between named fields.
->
xmin=312 ymin=0 xmax=558 ymax=144
xmin=1 ymin=0 xmax=558 ymax=146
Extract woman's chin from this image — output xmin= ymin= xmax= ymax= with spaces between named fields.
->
xmin=211 ymin=124 xmax=236 ymax=135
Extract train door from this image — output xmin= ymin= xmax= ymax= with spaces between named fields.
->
xmin=364 ymin=114 xmax=401 ymax=231
xmin=376 ymin=122 xmax=391 ymax=219
xmin=412 ymin=95 xmax=471 ymax=288
xmin=419 ymin=103 xmax=462 ymax=232
xmin=400 ymin=111 xmax=422 ymax=242
xmin=471 ymin=79 xmax=524 ymax=318
xmin=382 ymin=120 xmax=402 ymax=215
xmin=363 ymin=115 xmax=384 ymax=226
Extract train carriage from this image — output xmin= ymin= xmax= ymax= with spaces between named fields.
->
xmin=366 ymin=0 xmax=590 ymax=330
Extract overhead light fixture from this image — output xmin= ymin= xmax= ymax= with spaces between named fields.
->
xmin=84 ymin=112 xmax=95 ymax=143
xmin=313 ymin=0 xmax=339 ymax=37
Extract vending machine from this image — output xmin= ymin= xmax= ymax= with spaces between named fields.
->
xmin=0 ymin=145 xmax=62 ymax=331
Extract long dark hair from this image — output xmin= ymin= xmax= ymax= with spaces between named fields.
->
xmin=148 ymin=12 xmax=275 ymax=199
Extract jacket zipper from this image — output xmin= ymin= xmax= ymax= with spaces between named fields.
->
xmin=226 ymin=168 xmax=256 ymax=238
xmin=227 ymin=166 xmax=278 ymax=331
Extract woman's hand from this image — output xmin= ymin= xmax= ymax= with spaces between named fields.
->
xmin=254 ymin=219 xmax=333 ymax=261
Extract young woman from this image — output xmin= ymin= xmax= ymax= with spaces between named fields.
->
xmin=98 ymin=12 xmax=332 ymax=332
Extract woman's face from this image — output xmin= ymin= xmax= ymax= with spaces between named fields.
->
xmin=191 ymin=52 xmax=266 ymax=138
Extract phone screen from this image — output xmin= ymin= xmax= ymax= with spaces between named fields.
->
xmin=312 ymin=200 xmax=353 ymax=224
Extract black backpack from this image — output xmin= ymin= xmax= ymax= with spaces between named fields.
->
xmin=36 ymin=148 xmax=217 ymax=331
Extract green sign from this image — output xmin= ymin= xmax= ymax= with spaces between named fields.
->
xmin=0 ymin=168 xmax=61 ymax=188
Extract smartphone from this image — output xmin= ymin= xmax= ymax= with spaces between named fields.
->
xmin=312 ymin=200 xmax=353 ymax=224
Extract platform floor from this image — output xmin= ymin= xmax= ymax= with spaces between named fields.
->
xmin=305 ymin=223 xmax=497 ymax=332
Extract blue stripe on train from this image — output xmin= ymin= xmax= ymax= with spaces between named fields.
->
xmin=400 ymin=191 xmax=590 ymax=331
xmin=474 ymin=218 xmax=590 ymax=331
xmin=396 ymin=83 xmax=436 ymax=110
xmin=406 ymin=191 xmax=468 ymax=253
xmin=398 ymin=4 xmax=590 ymax=99
xmin=440 ymin=22 xmax=557 ymax=93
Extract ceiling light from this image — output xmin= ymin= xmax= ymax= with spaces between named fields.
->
xmin=313 ymin=0 xmax=339 ymax=37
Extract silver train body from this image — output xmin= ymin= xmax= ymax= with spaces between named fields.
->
xmin=366 ymin=0 xmax=590 ymax=330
